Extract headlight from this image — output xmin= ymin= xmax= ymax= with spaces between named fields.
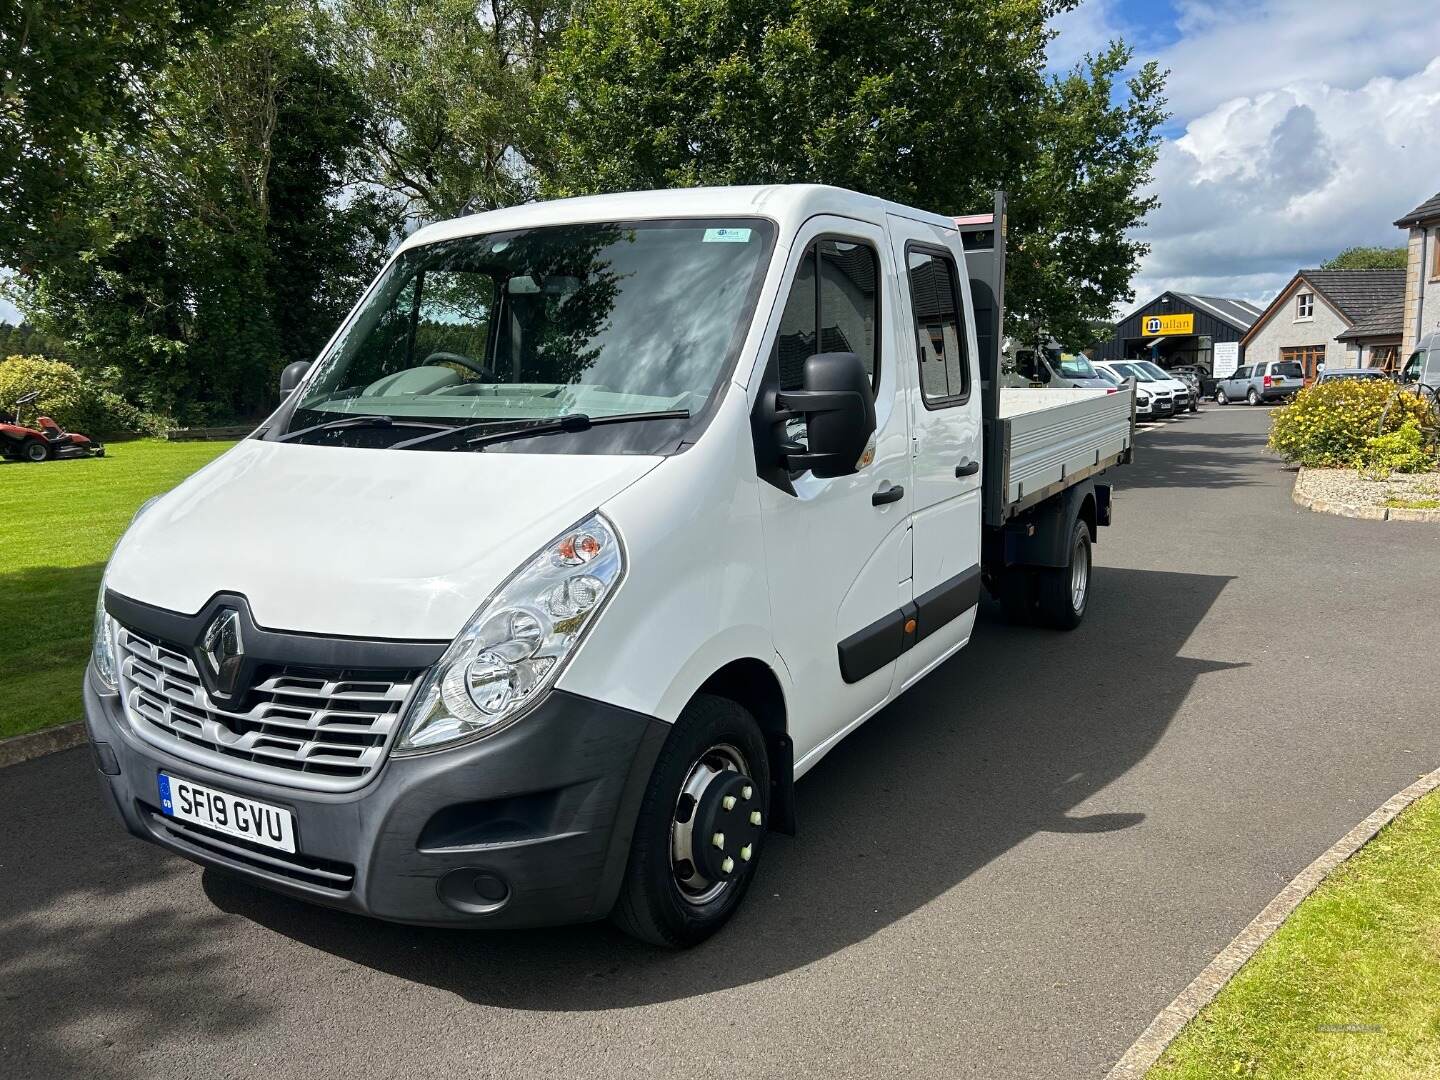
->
xmin=92 ymin=582 xmax=119 ymax=691
xmin=1136 ymin=388 xmax=1151 ymax=402
xmin=396 ymin=512 xmax=624 ymax=753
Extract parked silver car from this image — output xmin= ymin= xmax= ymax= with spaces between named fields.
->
xmin=1214 ymin=359 xmax=1305 ymax=405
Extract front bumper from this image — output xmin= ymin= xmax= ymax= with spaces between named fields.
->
xmin=84 ymin=666 xmax=669 ymax=927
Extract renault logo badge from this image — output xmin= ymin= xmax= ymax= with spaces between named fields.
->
xmin=201 ymin=609 xmax=245 ymax=695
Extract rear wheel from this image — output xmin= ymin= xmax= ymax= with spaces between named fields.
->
xmin=1035 ymin=520 xmax=1091 ymax=630
xmin=22 ymin=438 xmax=49 ymax=462
xmin=612 ymin=694 xmax=770 ymax=947
xmin=1247 ymin=388 xmax=1262 ymax=406
xmin=1215 ymin=388 xmax=1228 ymax=405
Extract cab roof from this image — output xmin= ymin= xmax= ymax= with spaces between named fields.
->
xmin=400 ymin=185 xmax=959 ymax=252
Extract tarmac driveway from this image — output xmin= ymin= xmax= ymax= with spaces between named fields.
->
xmin=3 ymin=405 xmax=1439 ymax=1079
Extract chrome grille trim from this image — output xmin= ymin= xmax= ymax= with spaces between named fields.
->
xmin=117 ymin=626 xmax=417 ymax=792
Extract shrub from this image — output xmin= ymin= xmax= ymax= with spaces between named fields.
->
xmin=0 ymin=354 xmax=168 ymax=438
xmin=1354 ymin=419 xmax=1438 ymax=477
xmin=1268 ymin=379 xmax=1436 ymax=468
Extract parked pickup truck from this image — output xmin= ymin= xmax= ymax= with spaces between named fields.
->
xmin=85 ymin=185 xmax=1133 ymax=947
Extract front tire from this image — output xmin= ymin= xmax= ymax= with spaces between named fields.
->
xmin=1035 ymin=519 xmax=1091 ymax=630
xmin=1215 ymin=389 xmax=1228 ymax=405
xmin=612 ymin=694 xmax=770 ymax=947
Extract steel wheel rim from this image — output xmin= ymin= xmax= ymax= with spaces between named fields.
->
xmin=670 ymin=742 xmax=750 ymax=905
xmin=1071 ymin=535 xmax=1089 ymax=612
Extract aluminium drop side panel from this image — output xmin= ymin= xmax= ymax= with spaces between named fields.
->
xmin=992 ymin=388 xmax=1134 ymax=520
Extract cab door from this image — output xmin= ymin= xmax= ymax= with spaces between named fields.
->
xmin=886 ymin=215 xmax=983 ymax=691
xmin=754 ymin=216 xmax=913 ymax=765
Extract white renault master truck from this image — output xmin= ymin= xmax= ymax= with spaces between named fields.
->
xmin=86 ymin=186 xmax=1132 ymax=946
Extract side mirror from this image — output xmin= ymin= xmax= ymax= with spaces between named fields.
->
xmin=279 ymin=360 xmax=312 ymax=395
xmin=776 ymin=351 xmax=877 ymax=478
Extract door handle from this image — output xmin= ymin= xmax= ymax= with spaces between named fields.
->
xmin=872 ymin=482 xmax=905 ymax=506
xmin=955 ymin=459 xmax=980 ymax=478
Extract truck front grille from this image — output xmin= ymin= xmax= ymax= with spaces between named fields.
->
xmin=117 ymin=626 xmax=418 ymax=792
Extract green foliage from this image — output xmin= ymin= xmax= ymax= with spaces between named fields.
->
xmin=9 ymin=2 xmax=395 ymax=423
xmin=540 ymin=0 xmax=1167 ymax=346
xmin=338 ymin=0 xmax=566 ymax=218
xmin=1354 ymin=420 xmax=1437 ymax=477
xmin=1320 ymin=246 xmax=1408 ymax=271
xmin=0 ymin=355 xmax=166 ymax=437
xmin=0 ymin=0 xmax=226 ymax=264
xmin=0 ymin=321 xmax=68 ymax=360
xmin=1268 ymin=379 xmax=1436 ymax=468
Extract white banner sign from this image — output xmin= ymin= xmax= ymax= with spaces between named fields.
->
xmin=1213 ymin=342 xmax=1240 ymax=379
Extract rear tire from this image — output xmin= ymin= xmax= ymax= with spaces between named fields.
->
xmin=23 ymin=438 xmax=50 ymax=462
xmin=1035 ymin=520 xmax=1091 ymax=631
xmin=1247 ymin=388 xmax=1261 ymax=406
xmin=612 ymin=694 xmax=770 ymax=948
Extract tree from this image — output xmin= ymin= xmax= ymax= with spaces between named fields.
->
xmin=0 ymin=0 xmax=227 ymax=266
xmin=1320 ymin=246 xmax=1407 ymax=271
xmin=540 ymin=0 xmax=1166 ymax=344
xmin=12 ymin=2 xmax=395 ymax=420
xmin=338 ymin=0 xmax=569 ymax=220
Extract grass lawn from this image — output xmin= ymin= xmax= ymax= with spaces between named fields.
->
xmin=1150 ymin=789 xmax=1440 ymax=1078
xmin=0 ymin=439 xmax=236 ymax=739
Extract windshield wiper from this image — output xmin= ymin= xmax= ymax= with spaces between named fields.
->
xmin=390 ymin=410 xmax=692 ymax=451
xmin=277 ymin=415 xmax=450 ymax=443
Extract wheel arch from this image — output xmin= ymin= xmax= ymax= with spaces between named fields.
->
xmin=693 ymin=658 xmax=796 ymax=836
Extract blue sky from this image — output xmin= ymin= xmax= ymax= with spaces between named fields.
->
xmin=1049 ymin=0 xmax=1440 ymax=314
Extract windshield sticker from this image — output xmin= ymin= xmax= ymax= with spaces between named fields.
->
xmin=703 ymin=227 xmax=752 ymax=243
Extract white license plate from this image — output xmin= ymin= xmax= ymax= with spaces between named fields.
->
xmin=159 ymin=773 xmax=296 ymax=853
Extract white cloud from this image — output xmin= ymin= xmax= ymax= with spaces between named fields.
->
xmin=1129 ymin=56 xmax=1440 ymax=307
xmin=1158 ymin=0 xmax=1440 ymax=122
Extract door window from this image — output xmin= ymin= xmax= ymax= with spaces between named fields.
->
xmin=905 ymin=247 xmax=970 ymax=405
xmin=1232 ymin=366 xmax=1251 ymax=380
xmin=772 ymin=237 xmax=881 ymax=447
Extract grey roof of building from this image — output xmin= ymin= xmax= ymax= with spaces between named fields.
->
xmin=1171 ymin=292 xmax=1263 ymax=329
xmin=1335 ymin=301 xmax=1404 ymax=341
xmin=1395 ymin=190 xmax=1440 ymax=227
xmin=1301 ymin=268 xmax=1405 ymax=322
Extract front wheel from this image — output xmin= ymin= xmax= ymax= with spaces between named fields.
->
xmin=612 ymin=694 xmax=770 ymax=947
xmin=1215 ymin=389 xmax=1228 ymax=405
xmin=1035 ymin=519 xmax=1091 ymax=630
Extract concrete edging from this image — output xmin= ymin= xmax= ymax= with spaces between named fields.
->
xmin=0 ymin=721 xmax=86 ymax=769
xmin=1293 ymin=470 xmax=1440 ymax=522
xmin=1105 ymin=763 xmax=1440 ymax=1079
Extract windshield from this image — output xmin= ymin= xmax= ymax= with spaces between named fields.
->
xmin=1056 ymin=353 xmax=1097 ymax=379
xmin=1136 ymin=361 xmax=1172 ymax=380
xmin=1113 ymin=362 xmax=1157 ymax=382
xmin=282 ymin=218 xmax=776 ymax=447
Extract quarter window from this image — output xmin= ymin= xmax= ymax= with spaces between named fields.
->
xmin=905 ymin=247 xmax=970 ymax=404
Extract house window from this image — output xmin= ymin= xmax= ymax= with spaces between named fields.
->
xmin=1281 ymin=344 xmax=1325 ymax=382
xmin=1431 ymin=231 xmax=1440 ymax=280
xmin=1296 ymin=293 xmax=1314 ymax=319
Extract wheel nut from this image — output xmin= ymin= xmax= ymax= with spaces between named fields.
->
xmin=749 ymin=811 xmax=762 ymax=826
xmin=712 ymin=832 xmax=725 ymax=848
xmin=721 ymin=856 xmax=734 ymax=874
xmin=722 ymin=795 xmax=736 ymax=811
xmin=740 ymin=844 xmax=752 ymax=862
xmin=741 ymin=785 xmax=753 ymax=800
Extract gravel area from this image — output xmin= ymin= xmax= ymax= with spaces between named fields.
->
xmin=1294 ymin=467 xmax=1440 ymax=520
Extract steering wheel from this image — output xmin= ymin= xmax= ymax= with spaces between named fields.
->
xmin=422 ymin=350 xmax=487 ymax=377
